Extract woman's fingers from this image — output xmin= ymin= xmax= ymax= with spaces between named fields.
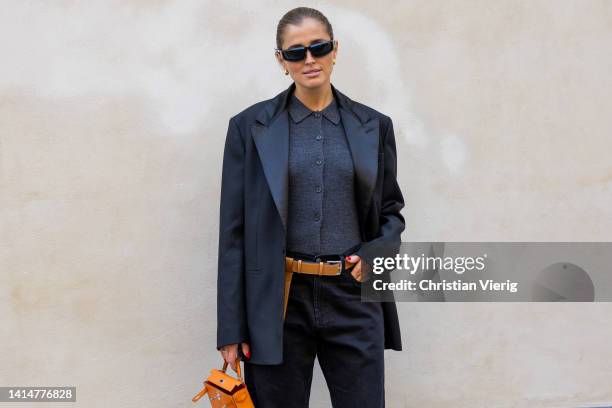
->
xmin=353 ymin=261 xmax=361 ymax=276
xmin=345 ymin=254 xmax=360 ymax=264
xmin=346 ymin=254 xmax=363 ymax=282
xmin=218 ymin=343 xmax=251 ymax=373
xmin=241 ymin=342 xmax=251 ymax=360
xmin=351 ymin=261 xmax=362 ymax=281
xmin=220 ymin=344 xmax=239 ymax=372
xmin=228 ymin=349 xmax=237 ymax=372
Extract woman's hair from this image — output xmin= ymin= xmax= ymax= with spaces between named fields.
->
xmin=276 ymin=7 xmax=334 ymax=50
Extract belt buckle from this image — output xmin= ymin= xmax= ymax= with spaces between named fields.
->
xmin=320 ymin=254 xmax=343 ymax=275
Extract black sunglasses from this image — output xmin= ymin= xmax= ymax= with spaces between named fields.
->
xmin=275 ymin=40 xmax=336 ymax=62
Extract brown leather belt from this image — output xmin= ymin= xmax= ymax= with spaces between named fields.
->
xmin=283 ymin=256 xmax=356 ymax=320
xmin=285 ymin=256 xmax=347 ymax=275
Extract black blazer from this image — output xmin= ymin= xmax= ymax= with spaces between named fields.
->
xmin=217 ymin=81 xmax=405 ymax=364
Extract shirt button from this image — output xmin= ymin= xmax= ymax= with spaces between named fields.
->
xmin=315 ymin=186 xmax=321 ymax=193
xmin=314 ymin=112 xmax=321 ymax=118
xmin=315 ymin=134 xmax=322 ymax=141
xmin=314 ymin=212 xmax=320 ymax=221
xmin=315 ymin=159 xmax=322 ymax=165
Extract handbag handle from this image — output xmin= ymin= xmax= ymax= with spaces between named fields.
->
xmin=222 ymin=358 xmax=243 ymax=380
xmin=191 ymin=387 xmax=208 ymax=402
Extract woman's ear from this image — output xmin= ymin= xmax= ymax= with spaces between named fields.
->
xmin=275 ymin=51 xmax=284 ymax=66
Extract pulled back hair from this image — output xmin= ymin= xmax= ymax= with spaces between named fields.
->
xmin=276 ymin=7 xmax=334 ymax=50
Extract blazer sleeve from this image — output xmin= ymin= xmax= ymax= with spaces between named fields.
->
xmin=356 ymin=116 xmax=406 ymax=275
xmin=216 ymin=117 xmax=249 ymax=350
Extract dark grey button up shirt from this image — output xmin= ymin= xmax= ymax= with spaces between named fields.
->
xmin=286 ymin=92 xmax=362 ymax=256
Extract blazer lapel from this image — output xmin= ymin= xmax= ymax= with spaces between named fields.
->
xmin=339 ymin=105 xmax=380 ymax=230
xmin=251 ymin=83 xmax=293 ymax=232
xmin=251 ymin=82 xmax=380 ymax=235
xmin=251 ymin=110 xmax=290 ymax=232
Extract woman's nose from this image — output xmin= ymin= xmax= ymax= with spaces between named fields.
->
xmin=304 ymin=49 xmax=316 ymax=63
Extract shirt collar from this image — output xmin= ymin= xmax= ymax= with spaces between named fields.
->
xmin=288 ymin=93 xmax=340 ymax=125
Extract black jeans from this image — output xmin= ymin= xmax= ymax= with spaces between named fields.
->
xmin=244 ymin=260 xmax=386 ymax=407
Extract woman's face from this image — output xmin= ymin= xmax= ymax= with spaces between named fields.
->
xmin=276 ymin=17 xmax=338 ymax=90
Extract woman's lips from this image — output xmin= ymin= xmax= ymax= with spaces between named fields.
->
xmin=304 ymin=70 xmax=321 ymax=78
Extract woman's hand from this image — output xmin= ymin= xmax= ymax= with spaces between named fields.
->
xmin=219 ymin=342 xmax=250 ymax=372
xmin=345 ymin=254 xmax=364 ymax=282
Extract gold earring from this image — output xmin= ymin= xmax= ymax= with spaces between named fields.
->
xmin=284 ymin=68 xmax=289 ymax=75
xmin=332 ymin=58 xmax=336 ymax=65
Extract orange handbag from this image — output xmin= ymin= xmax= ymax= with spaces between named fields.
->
xmin=192 ymin=359 xmax=254 ymax=407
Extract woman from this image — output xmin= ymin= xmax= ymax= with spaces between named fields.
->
xmin=216 ymin=7 xmax=405 ymax=407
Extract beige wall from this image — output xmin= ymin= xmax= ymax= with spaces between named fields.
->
xmin=1 ymin=1 xmax=611 ymax=407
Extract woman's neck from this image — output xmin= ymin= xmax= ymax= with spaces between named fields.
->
xmin=293 ymin=83 xmax=333 ymax=111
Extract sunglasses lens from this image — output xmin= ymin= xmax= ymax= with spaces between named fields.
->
xmin=310 ymin=41 xmax=334 ymax=57
xmin=281 ymin=41 xmax=334 ymax=61
xmin=283 ymin=47 xmax=306 ymax=61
